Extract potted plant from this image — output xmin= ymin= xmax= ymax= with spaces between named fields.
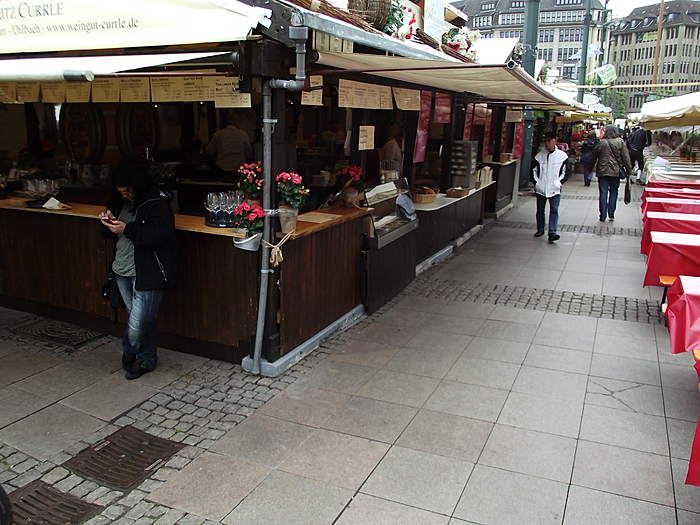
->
xmin=238 ymin=162 xmax=264 ymax=204
xmin=232 ymin=201 xmax=266 ymax=251
xmin=276 ymin=171 xmax=309 ymax=233
xmin=334 ymin=165 xmax=364 ymax=207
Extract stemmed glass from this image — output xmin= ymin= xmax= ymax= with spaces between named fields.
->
xmin=223 ymin=192 xmax=235 ymax=225
xmin=204 ymin=193 xmax=214 ymax=223
xmin=0 ymin=174 xmax=7 ymax=199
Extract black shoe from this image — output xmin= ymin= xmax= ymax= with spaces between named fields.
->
xmin=599 ymin=217 xmax=606 ymax=222
xmin=125 ymin=360 xmax=153 ymax=380
xmin=534 ymin=231 xmax=545 ymax=237
xmin=122 ymin=353 xmax=136 ymax=371
xmin=609 ymin=215 xmax=615 ymax=221
xmin=548 ymin=233 xmax=560 ymax=243
xmin=584 ymin=181 xmax=591 ymax=187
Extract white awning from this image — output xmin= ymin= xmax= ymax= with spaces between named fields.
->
xmin=0 ymin=0 xmax=271 ymax=55
xmin=640 ymin=92 xmax=700 ymax=130
xmin=0 ymin=52 xmax=230 ymax=82
xmin=315 ymin=52 xmax=575 ymax=107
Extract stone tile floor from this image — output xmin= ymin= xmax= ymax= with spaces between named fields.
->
xmin=0 ymin=175 xmax=699 ymax=524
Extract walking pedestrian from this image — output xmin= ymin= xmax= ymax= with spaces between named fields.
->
xmin=626 ymin=126 xmax=650 ymax=184
xmin=99 ymin=164 xmax=177 ymax=380
xmin=531 ymin=134 xmax=571 ymax=244
xmin=581 ymin=131 xmax=599 ymax=187
xmin=591 ymin=125 xmax=632 ymax=222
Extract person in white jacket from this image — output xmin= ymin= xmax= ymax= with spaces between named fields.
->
xmin=531 ymin=134 xmax=571 ymax=243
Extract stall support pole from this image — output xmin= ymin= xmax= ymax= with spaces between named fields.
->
xmin=518 ymin=0 xmax=540 ymax=191
xmin=248 ymin=27 xmax=308 ymax=375
xmin=576 ymin=0 xmax=592 ymax=103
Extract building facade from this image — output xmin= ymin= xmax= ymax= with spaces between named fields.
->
xmin=608 ymin=0 xmax=700 ymax=113
xmin=452 ymin=0 xmax=608 ymax=82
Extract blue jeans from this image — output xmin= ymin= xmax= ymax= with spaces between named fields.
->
xmin=536 ymin=194 xmax=560 ymax=234
xmin=115 ymin=275 xmax=163 ymax=370
xmin=598 ymin=176 xmax=620 ymax=219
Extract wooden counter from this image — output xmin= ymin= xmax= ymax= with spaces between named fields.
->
xmin=292 ymin=206 xmax=369 ymax=240
xmin=484 ymin=160 xmax=518 ymax=214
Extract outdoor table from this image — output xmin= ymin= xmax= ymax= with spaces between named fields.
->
xmin=642 ymin=188 xmax=700 ymax=206
xmin=665 ymin=276 xmax=700 ymax=355
xmin=647 ymin=179 xmax=700 ymax=189
xmin=643 ymin=198 xmax=700 ymax=218
xmin=644 ymin=232 xmax=700 ymax=286
xmin=641 ymin=212 xmax=700 ymax=255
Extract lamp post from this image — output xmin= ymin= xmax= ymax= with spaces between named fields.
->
xmin=517 ymin=0 xmax=540 ymax=191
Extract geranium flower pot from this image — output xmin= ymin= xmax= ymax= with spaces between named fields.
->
xmin=278 ymin=204 xmax=299 ymax=234
xmin=233 ymin=232 xmax=262 ymax=251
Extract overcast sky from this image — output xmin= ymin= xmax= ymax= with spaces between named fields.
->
xmin=606 ymin=0 xmax=658 ymax=18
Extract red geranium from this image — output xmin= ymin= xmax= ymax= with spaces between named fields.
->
xmin=233 ymin=202 xmax=265 ymax=234
xmin=238 ymin=162 xmax=264 ymax=199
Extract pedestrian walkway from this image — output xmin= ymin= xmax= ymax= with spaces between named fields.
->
xmin=0 ymin=175 xmax=699 ymax=524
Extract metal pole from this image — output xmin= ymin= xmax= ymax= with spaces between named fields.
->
xmin=652 ymin=0 xmax=665 ymax=85
xmin=518 ymin=0 xmax=540 ymax=191
xmin=577 ymin=0 xmax=592 ymax=103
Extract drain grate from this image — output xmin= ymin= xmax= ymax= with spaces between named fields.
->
xmin=63 ymin=426 xmax=185 ymax=491
xmin=10 ymin=318 xmax=102 ymax=350
xmin=9 ymin=480 xmax=102 ymax=525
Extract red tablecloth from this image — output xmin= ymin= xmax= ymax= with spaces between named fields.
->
xmin=642 ymin=187 xmax=700 ymax=206
xmin=666 ymin=276 xmax=700 ymax=354
xmin=644 ymin=232 xmax=700 ymax=286
xmin=641 ymin=212 xmax=700 ymax=255
xmin=643 ymin=198 xmax=700 ymax=218
xmin=688 ymin=419 xmax=700 ymax=487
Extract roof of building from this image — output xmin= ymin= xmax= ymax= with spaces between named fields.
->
xmin=450 ymin=0 xmax=604 ymax=18
xmin=611 ymin=0 xmax=700 ymax=33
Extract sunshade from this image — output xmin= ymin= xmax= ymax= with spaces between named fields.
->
xmin=640 ymin=92 xmax=700 ymax=130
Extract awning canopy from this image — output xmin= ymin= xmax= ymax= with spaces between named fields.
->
xmin=0 ymin=0 xmax=271 ymax=55
xmin=640 ymin=92 xmax=700 ymax=130
xmin=315 ymin=52 xmax=575 ymax=108
xmin=0 ymin=52 xmax=232 ymax=82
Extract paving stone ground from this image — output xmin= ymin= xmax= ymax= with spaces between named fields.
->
xmin=1 ymin=175 xmax=699 ymax=524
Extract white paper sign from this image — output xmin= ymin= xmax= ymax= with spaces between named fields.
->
xmin=301 ymin=75 xmax=324 ymax=106
xmin=358 ymin=126 xmax=375 ymax=151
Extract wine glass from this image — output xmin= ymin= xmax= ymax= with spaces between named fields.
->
xmin=204 ymin=193 xmax=213 ymax=223
xmin=211 ymin=193 xmax=221 ymax=223
xmin=0 ymin=174 xmax=7 ymax=199
xmin=224 ymin=193 xmax=235 ymax=225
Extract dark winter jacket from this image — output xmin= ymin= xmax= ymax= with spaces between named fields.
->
xmin=108 ymin=191 xmax=177 ymax=291
xmin=627 ymin=128 xmax=651 ymax=153
xmin=581 ymin=137 xmax=599 ymax=168
xmin=591 ymin=137 xmax=633 ymax=179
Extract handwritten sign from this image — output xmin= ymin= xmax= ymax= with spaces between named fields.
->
xmin=0 ymin=82 xmax=16 ymax=103
xmin=301 ymin=75 xmax=323 ymax=106
xmin=378 ymin=85 xmax=393 ymax=110
xmin=358 ymin=125 xmax=375 ymax=150
xmin=120 ymin=78 xmax=150 ymax=102
xmin=182 ymin=76 xmax=216 ymax=102
xmin=91 ymin=78 xmax=120 ymax=102
xmin=214 ymin=77 xmax=251 ymax=107
xmin=16 ymin=82 xmax=40 ymax=102
xmin=338 ymin=79 xmax=387 ymax=109
xmin=65 ymin=83 xmax=91 ymax=103
xmin=392 ymin=87 xmax=421 ymax=111
xmin=41 ymin=83 xmax=66 ymax=103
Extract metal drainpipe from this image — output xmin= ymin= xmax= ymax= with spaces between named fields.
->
xmin=251 ymin=27 xmax=308 ymax=375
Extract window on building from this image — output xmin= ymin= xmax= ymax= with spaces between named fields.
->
xmin=499 ymin=13 xmax=524 ymax=25
xmin=562 ymin=65 xmax=577 ymax=79
xmin=473 ymin=15 xmax=492 ymax=27
xmin=556 ymin=0 xmax=581 ymax=5
xmin=559 ymin=28 xmax=583 ymax=41
xmin=510 ymin=1 xmax=525 ymax=7
xmin=539 ymin=29 xmax=555 ymax=42
xmin=500 ymin=30 xmax=523 ymax=39
xmin=481 ymin=31 xmax=494 ymax=38
xmin=537 ymin=48 xmax=553 ymax=61
xmin=481 ymin=2 xmax=496 ymax=10
xmin=557 ymin=47 xmax=581 ymax=61
xmin=539 ymin=10 xmax=584 ymax=24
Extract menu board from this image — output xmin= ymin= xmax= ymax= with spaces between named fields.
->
xmin=120 ymin=78 xmax=150 ymax=102
xmin=0 ymin=82 xmax=16 ymax=103
xmin=151 ymin=77 xmax=185 ymax=102
xmin=214 ymin=77 xmax=251 ymax=108
xmin=358 ymin=125 xmax=375 ymax=151
xmin=91 ymin=78 xmax=120 ymax=102
xmin=301 ymin=75 xmax=323 ymax=106
xmin=65 ymin=83 xmax=91 ymax=103
xmin=339 ymin=79 xmax=391 ymax=110
xmin=434 ymin=93 xmax=452 ymax=124
xmin=16 ymin=82 xmax=40 ymax=103
xmin=392 ymin=87 xmax=421 ymax=111
xmin=182 ymin=76 xmax=216 ymax=102
xmin=41 ymin=83 xmax=66 ymax=103
xmin=505 ymin=107 xmax=523 ymax=122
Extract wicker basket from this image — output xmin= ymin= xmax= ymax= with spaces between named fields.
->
xmin=414 ymin=192 xmax=437 ymax=204
xmin=348 ymin=0 xmax=391 ymax=29
xmin=447 ymin=187 xmax=470 ymax=198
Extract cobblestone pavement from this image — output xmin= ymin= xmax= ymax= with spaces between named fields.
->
xmin=1 ymin=176 xmax=699 ymax=524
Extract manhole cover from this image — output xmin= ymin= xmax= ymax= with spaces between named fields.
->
xmin=11 ymin=319 xmax=102 ymax=350
xmin=63 ymin=426 xmax=185 ymax=491
xmin=9 ymin=480 xmax=102 ymax=525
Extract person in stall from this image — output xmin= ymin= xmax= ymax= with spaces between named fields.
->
xmin=206 ymin=112 xmax=253 ymax=181
xmin=379 ymin=125 xmax=404 ymax=174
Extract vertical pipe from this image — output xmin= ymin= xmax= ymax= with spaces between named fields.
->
xmin=517 ymin=0 xmax=540 ymax=191
xmin=577 ymin=0 xmax=593 ymax=103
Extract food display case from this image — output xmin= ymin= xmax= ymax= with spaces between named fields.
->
xmin=363 ymin=181 xmax=418 ymax=249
